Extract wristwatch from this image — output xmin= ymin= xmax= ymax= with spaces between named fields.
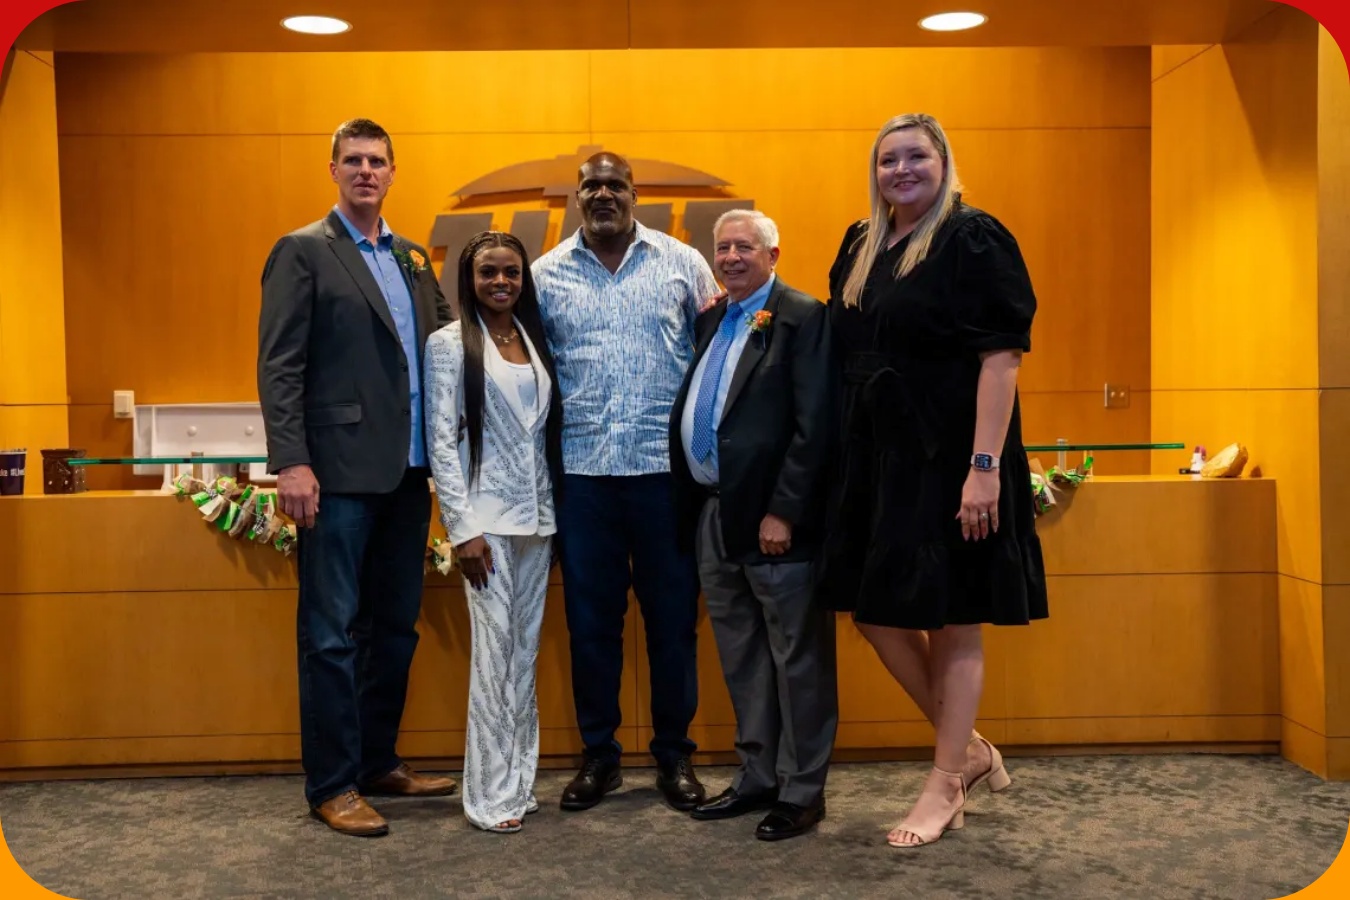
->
xmin=971 ymin=453 xmax=1000 ymax=472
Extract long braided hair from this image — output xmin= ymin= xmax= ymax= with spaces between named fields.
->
xmin=455 ymin=232 xmax=563 ymax=495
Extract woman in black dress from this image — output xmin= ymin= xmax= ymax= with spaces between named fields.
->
xmin=818 ymin=113 xmax=1048 ymax=848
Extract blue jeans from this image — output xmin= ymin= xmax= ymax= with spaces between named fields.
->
xmin=556 ymin=473 xmax=700 ymax=767
xmin=296 ymin=468 xmax=431 ymax=807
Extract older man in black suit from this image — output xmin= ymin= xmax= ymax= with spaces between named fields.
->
xmin=670 ymin=209 xmax=840 ymax=841
xmin=258 ymin=118 xmax=455 ymax=837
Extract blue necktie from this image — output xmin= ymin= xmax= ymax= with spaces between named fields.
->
xmin=690 ymin=303 xmax=745 ymax=464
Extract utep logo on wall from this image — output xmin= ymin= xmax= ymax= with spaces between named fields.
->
xmin=428 ymin=145 xmax=753 ymax=314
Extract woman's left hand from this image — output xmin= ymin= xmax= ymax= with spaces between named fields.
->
xmin=957 ymin=469 xmax=1000 ymax=541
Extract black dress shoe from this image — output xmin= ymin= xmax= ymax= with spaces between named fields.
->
xmin=755 ymin=800 xmax=825 ymax=841
xmin=656 ymin=757 xmax=706 ymax=811
xmin=690 ymin=786 xmax=779 ymax=821
xmin=560 ymin=758 xmax=622 ymax=811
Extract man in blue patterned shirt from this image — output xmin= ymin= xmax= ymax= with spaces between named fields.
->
xmin=533 ymin=152 xmax=718 ymax=813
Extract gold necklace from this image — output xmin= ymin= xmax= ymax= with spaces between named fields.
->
xmin=488 ymin=328 xmax=519 ymax=346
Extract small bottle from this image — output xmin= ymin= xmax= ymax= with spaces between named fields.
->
xmin=1190 ymin=445 xmax=1207 ymax=474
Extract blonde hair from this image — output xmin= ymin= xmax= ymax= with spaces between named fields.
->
xmin=840 ymin=113 xmax=962 ymax=309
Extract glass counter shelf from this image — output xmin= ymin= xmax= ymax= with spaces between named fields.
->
xmin=67 ymin=442 xmax=1188 ymax=487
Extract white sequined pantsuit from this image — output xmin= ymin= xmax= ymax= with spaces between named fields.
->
xmin=461 ymin=531 xmax=551 ymax=830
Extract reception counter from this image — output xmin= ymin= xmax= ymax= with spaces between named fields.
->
xmin=0 ymin=475 xmax=1279 ymax=778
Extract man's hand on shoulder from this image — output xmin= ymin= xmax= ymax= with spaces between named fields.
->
xmin=277 ymin=464 xmax=320 ymax=529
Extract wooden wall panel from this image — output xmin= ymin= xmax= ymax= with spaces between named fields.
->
xmin=1281 ymin=574 xmax=1327 ymax=736
xmin=0 ymin=475 xmax=1283 ymax=774
xmin=0 ymin=590 xmax=300 ymax=742
xmin=1151 ymin=11 xmax=1319 ymax=392
xmin=592 ymin=127 xmax=1151 ymax=399
xmin=589 ymin=47 xmax=1150 ymax=133
xmin=1319 ymin=388 xmax=1350 ymax=586
xmin=1326 ymin=585 xmax=1350 ymax=738
xmin=0 ymin=583 xmax=643 ymax=760
xmin=1008 ymin=716 xmax=1278 ymax=746
xmin=54 ymin=47 xmax=1150 ymax=492
xmin=0 ymin=406 xmax=68 ymax=489
xmin=58 ymin=135 xmax=291 ymax=406
xmin=1151 ymin=390 xmax=1319 ymax=584
xmin=1321 ymin=397 xmax=1350 ymax=752
xmin=0 ymin=50 xmax=69 ymax=487
xmin=1283 ymin=719 xmax=1329 ymax=778
xmin=0 ymin=492 xmax=298 ymax=595
xmin=1152 ymin=7 xmax=1330 ymax=777
xmin=55 ymin=52 xmax=594 ymax=137
xmin=0 ymin=51 xmax=67 ymax=407
xmin=1152 ymin=8 xmax=1321 ymax=584
xmin=1152 ymin=44 xmax=1215 ymax=80
xmin=950 ymin=128 xmax=1152 ymax=396
xmin=1033 ymin=475 xmax=1276 ymax=577
xmin=1019 ymin=391 xmax=1151 ymax=476
xmin=1319 ymin=28 xmax=1350 ymax=391
xmin=63 ymin=402 xmax=149 ymax=491
xmin=1004 ymin=573 xmax=1279 ymax=720
xmin=1317 ymin=28 xmax=1350 ymax=773
xmin=59 ymin=131 xmax=591 ymax=407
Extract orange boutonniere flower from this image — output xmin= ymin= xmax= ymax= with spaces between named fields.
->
xmin=747 ymin=309 xmax=773 ymax=348
xmin=394 ymin=244 xmax=430 ymax=276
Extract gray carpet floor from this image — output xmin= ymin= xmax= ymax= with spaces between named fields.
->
xmin=2 ymin=755 xmax=1348 ymax=899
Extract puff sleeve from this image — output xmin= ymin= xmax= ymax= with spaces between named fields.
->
xmin=954 ymin=213 xmax=1036 ymax=354
xmin=828 ymin=220 xmax=867 ymax=302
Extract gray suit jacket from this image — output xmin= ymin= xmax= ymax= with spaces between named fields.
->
xmin=257 ymin=209 xmax=453 ymax=494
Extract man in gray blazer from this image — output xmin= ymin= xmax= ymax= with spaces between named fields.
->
xmin=670 ymin=210 xmax=839 ymax=841
xmin=258 ymin=118 xmax=455 ymax=837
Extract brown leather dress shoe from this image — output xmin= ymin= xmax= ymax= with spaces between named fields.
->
xmin=363 ymin=763 xmax=457 ymax=797
xmin=311 ymin=790 xmax=389 ymax=837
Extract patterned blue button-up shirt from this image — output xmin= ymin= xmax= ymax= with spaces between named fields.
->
xmin=533 ymin=221 xmax=719 ymax=476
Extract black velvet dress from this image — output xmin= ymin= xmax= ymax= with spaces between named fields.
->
xmin=817 ymin=202 xmax=1049 ymax=630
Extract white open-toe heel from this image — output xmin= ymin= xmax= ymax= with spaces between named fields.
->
xmin=891 ymin=766 xmax=966 ymax=847
xmin=887 ymin=766 xmax=967 ymax=849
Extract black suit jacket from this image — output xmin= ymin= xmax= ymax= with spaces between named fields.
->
xmin=257 ymin=209 xmax=453 ymax=494
xmin=669 ymin=277 xmax=838 ymax=565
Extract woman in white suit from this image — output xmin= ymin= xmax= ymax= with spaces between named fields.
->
xmin=425 ymin=231 xmax=563 ymax=833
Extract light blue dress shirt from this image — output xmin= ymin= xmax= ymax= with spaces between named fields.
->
xmin=333 ymin=206 xmax=425 ymax=468
xmin=679 ymin=274 xmax=775 ymax=486
xmin=533 ymin=221 xmax=719 ymax=476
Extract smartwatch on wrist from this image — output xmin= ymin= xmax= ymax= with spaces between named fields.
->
xmin=971 ymin=453 xmax=1000 ymax=472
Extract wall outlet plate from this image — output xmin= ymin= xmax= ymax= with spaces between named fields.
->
xmin=113 ymin=390 xmax=135 ymax=419
xmin=1104 ymin=383 xmax=1130 ymax=409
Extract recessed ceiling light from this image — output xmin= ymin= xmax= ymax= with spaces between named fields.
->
xmin=281 ymin=15 xmax=352 ymax=35
xmin=919 ymin=11 xmax=987 ymax=31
